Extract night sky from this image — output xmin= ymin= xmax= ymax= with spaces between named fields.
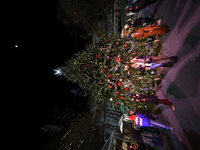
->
xmin=2 ymin=0 xmax=90 ymax=149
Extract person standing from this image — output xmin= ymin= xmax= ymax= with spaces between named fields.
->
xmin=126 ymin=114 xmax=172 ymax=130
xmin=131 ymin=24 xmax=167 ymax=39
xmin=127 ymin=17 xmax=155 ymax=27
xmin=131 ymin=94 xmax=175 ymax=111
xmin=130 ymin=61 xmax=174 ymax=71
xmin=130 ymin=55 xmax=178 ymax=63
xmin=127 ymin=129 xmax=164 ymax=148
xmin=128 ymin=109 xmax=159 ymax=120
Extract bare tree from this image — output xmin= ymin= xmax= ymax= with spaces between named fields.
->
xmin=60 ymin=0 xmax=114 ymax=32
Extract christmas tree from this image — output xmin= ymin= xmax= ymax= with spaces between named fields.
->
xmin=60 ymin=34 xmax=159 ymax=111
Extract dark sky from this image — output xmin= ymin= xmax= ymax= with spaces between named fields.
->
xmin=2 ymin=0 xmax=90 ymax=149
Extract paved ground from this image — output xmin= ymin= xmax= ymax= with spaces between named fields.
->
xmin=118 ymin=0 xmax=200 ymax=149
xmin=92 ymin=0 xmax=200 ymax=149
xmin=128 ymin=0 xmax=200 ymax=150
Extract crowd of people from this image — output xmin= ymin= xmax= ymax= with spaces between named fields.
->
xmin=121 ymin=0 xmax=178 ymax=149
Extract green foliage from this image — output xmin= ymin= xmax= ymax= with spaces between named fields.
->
xmin=61 ymin=34 xmax=159 ymax=111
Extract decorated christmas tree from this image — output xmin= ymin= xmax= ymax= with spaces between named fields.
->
xmin=59 ymin=33 xmax=159 ymax=111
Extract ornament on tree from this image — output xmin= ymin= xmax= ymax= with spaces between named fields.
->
xmin=124 ymin=43 xmax=129 ymax=48
xmin=108 ymin=81 xmax=117 ymax=90
xmin=107 ymin=55 xmax=112 ymax=60
xmin=116 ymin=57 xmax=122 ymax=62
xmin=53 ymin=68 xmax=62 ymax=76
xmin=109 ymin=85 xmax=113 ymax=88
xmin=116 ymin=91 xmax=121 ymax=95
xmin=126 ymin=41 xmax=136 ymax=53
xmin=116 ymin=42 xmax=121 ymax=46
xmin=118 ymin=96 xmax=123 ymax=99
xmin=124 ymin=88 xmax=130 ymax=91
xmin=124 ymin=65 xmax=130 ymax=71
xmin=96 ymin=55 xmax=101 ymax=58
xmin=108 ymin=74 xmax=113 ymax=78
xmin=106 ymin=50 xmax=112 ymax=52
xmin=116 ymin=82 xmax=121 ymax=86
xmin=122 ymin=80 xmax=133 ymax=88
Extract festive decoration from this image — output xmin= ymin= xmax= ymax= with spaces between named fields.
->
xmin=116 ymin=91 xmax=121 ymax=95
xmin=124 ymin=43 xmax=129 ymax=48
xmin=107 ymin=55 xmax=112 ymax=60
xmin=96 ymin=55 xmax=101 ymax=58
xmin=53 ymin=68 xmax=62 ymax=76
xmin=59 ymin=33 xmax=159 ymax=110
xmin=116 ymin=57 xmax=122 ymax=62
xmin=109 ymin=85 xmax=114 ymax=88
xmin=116 ymin=42 xmax=121 ymax=45
xmin=108 ymin=74 xmax=113 ymax=78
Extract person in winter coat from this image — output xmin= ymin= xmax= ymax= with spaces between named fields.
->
xmin=131 ymin=24 xmax=167 ymax=39
xmin=128 ymin=109 xmax=159 ymax=120
xmin=129 ymin=54 xmax=178 ymax=71
xmin=126 ymin=114 xmax=172 ymax=130
xmin=130 ymin=55 xmax=178 ymax=64
xmin=127 ymin=129 xmax=164 ymax=148
xmin=131 ymin=94 xmax=175 ymax=110
xmin=130 ymin=61 xmax=174 ymax=71
xmin=127 ymin=17 xmax=155 ymax=27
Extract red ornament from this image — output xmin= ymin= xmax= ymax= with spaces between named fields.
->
xmin=93 ymin=68 xmax=97 ymax=71
xmin=96 ymin=55 xmax=101 ymax=58
xmin=118 ymin=96 xmax=123 ymax=99
xmin=116 ymin=57 xmax=122 ymax=62
xmin=136 ymin=80 xmax=140 ymax=82
xmin=134 ymin=52 xmax=139 ymax=55
xmin=116 ymin=82 xmax=121 ymax=86
xmin=103 ymin=69 xmax=107 ymax=72
xmin=124 ymin=44 xmax=129 ymax=48
xmin=79 ymin=74 xmax=83 ymax=76
xmin=87 ymin=64 xmax=91 ymax=66
xmin=116 ymin=42 xmax=121 ymax=45
xmin=116 ymin=91 xmax=121 ymax=95
xmin=109 ymin=85 xmax=113 ymax=88
xmin=124 ymin=88 xmax=130 ymax=91
xmin=108 ymin=74 xmax=113 ymax=78
xmin=106 ymin=39 xmax=110 ymax=42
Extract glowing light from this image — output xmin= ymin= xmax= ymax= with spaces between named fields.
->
xmin=15 ymin=45 xmax=18 ymax=48
xmin=53 ymin=68 xmax=62 ymax=76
